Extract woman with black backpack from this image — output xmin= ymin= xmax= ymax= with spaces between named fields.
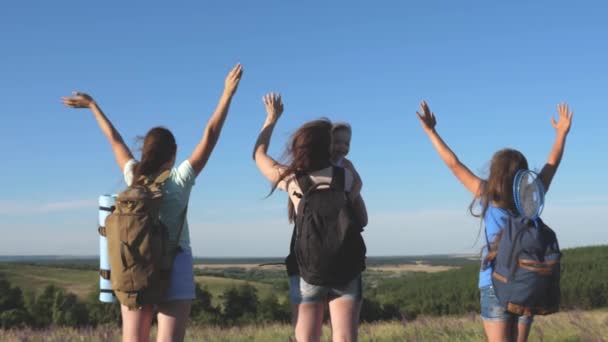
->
xmin=253 ymin=93 xmax=368 ymax=342
xmin=62 ymin=63 xmax=243 ymax=342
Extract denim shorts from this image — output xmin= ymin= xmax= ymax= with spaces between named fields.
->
xmin=480 ymin=285 xmax=533 ymax=325
xmin=164 ymin=248 xmax=196 ymax=301
xmin=289 ymin=274 xmax=362 ymax=304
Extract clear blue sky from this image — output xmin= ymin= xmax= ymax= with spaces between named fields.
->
xmin=1 ymin=1 xmax=606 ymax=256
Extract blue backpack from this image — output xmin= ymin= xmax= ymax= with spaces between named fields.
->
xmin=489 ymin=216 xmax=561 ymax=316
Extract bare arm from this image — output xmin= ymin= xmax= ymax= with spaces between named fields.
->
xmin=539 ymin=103 xmax=573 ymax=192
xmin=189 ymin=63 xmax=243 ymax=176
xmin=253 ymin=93 xmax=286 ymax=184
xmin=416 ymin=100 xmax=483 ymax=197
xmin=62 ymin=92 xmax=133 ymax=170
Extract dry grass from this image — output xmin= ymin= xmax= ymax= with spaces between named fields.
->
xmin=2 ymin=310 xmax=606 ymax=341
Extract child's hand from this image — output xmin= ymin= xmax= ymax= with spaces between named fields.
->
xmin=263 ymin=92 xmax=283 ymax=123
xmin=416 ymin=100 xmax=436 ymax=133
xmin=552 ymin=103 xmax=573 ymax=135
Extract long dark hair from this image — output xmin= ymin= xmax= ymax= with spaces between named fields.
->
xmin=133 ymin=127 xmax=177 ymax=182
xmin=470 ymin=148 xmax=529 ymax=219
xmin=471 ymin=148 xmax=528 ymax=266
xmin=272 ymin=119 xmax=332 ymax=222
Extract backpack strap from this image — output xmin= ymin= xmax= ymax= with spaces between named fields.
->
xmin=295 ymin=167 xmax=345 ymax=198
xmin=145 ymin=169 xmax=172 ymax=194
xmin=295 ymin=172 xmax=314 ymax=196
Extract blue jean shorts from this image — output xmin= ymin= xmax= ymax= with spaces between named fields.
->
xmin=164 ymin=248 xmax=196 ymax=301
xmin=289 ymin=274 xmax=362 ymax=304
xmin=480 ymin=285 xmax=533 ymax=325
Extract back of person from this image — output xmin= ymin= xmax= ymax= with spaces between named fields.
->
xmin=490 ymin=216 xmax=561 ymax=316
xmin=63 ymin=63 xmax=243 ymax=342
xmin=254 ymin=93 xmax=369 ymax=342
xmin=123 ymin=159 xmax=195 ymax=251
xmin=291 ymin=166 xmax=366 ymax=287
xmin=416 ymin=100 xmax=573 ymax=342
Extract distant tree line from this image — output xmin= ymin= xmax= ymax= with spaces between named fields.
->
xmin=0 ymin=278 xmax=291 ymax=329
xmin=365 ymin=245 xmax=608 ymax=320
xmin=1 ymin=245 xmax=606 ymax=328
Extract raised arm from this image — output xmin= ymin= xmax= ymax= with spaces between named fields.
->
xmin=539 ymin=103 xmax=573 ymax=192
xmin=252 ymin=93 xmax=286 ymax=184
xmin=62 ymin=92 xmax=133 ymax=170
xmin=188 ymin=63 xmax=243 ymax=176
xmin=416 ymin=100 xmax=483 ymax=197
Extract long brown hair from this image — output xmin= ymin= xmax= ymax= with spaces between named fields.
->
xmin=469 ymin=148 xmax=529 ymax=219
xmin=471 ymin=148 xmax=528 ymax=265
xmin=272 ymin=119 xmax=332 ymax=222
xmin=133 ymin=127 xmax=177 ymax=182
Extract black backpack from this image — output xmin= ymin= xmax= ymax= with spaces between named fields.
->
xmin=489 ymin=216 xmax=561 ymax=316
xmin=292 ymin=166 xmax=366 ymax=287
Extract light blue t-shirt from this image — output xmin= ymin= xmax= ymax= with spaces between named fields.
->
xmin=123 ymin=159 xmax=195 ymax=250
xmin=479 ymin=203 xmax=509 ymax=288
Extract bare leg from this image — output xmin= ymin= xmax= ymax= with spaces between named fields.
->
xmin=514 ymin=321 xmax=532 ymax=342
xmin=156 ymin=300 xmax=192 ymax=342
xmin=483 ymin=320 xmax=509 ymax=342
xmin=328 ymin=297 xmax=361 ymax=342
xmin=121 ymin=304 xmax=154 ymax=342
xmin=292 ymin=303 xmax=325 ymax=342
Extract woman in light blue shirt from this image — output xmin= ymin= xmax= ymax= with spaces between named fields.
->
xmin=61 ymin=63 xmax=242 ymax=342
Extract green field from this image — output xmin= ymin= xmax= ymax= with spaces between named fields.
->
xmin=0 ymin=263 xmax=283 ymax=304
xmin=1 ymin=246 xmax=606 ymax=328
xmin=195 ymin=275 xmax=284 ymax=305
xmin=0 ymin=263 xmax=98 ymax=298
xmin=1 ymin=310 xmax=606 ymax=341
xmin=0 ymin=254 xmax=472 ymax=303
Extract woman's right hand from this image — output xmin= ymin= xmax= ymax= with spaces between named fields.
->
xmin=61 ymin=91 xmax=95 ymax=109
xmin=263 ymin=92 xmax=284 ymax=123
xmin=416 ymin=100 xmax=436 ymax=133
xmin=223 ymin=63 xmax=243 ymax=97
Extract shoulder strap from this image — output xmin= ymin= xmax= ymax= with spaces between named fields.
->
xmin=295 ymin=168 xmax=343 ymax=198
xmin=137 ymin=169 xmax=172 ymax=194
xmin=295 ymin=172 xmax=314 ymax=195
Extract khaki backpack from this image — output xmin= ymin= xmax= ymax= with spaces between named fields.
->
xmin=102 ymin=170 xmax=186 ymax=309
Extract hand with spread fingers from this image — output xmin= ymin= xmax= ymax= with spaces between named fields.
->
xmin=552 ymin=103 xmax=573 ymax=135
xmin=263 ymin=92 xmax=284 ymax=124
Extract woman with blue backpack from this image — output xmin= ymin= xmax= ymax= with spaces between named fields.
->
xmin=61 ymin=63 xmax=243 ymax=342
xmin=253 ymin=93 xmax=368 ymax=342
xmin=416 ymin=100 xmax=573 ymax=342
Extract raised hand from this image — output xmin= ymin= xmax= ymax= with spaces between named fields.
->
xmin=224 ymin=63 xmax=243 ymax=97
xmin=416 ymin=100 xmax=436 ymax=132
xmin=263 ymin=92 xmax=284 ymax=123
xmin=62 ymin=91 xmax=95 ymax=109
xmin=552 ymin=103 xmax=573 ymax=135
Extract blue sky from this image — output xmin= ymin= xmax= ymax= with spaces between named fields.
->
xmin=1 ymin=1 xmax=606 ymax=256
